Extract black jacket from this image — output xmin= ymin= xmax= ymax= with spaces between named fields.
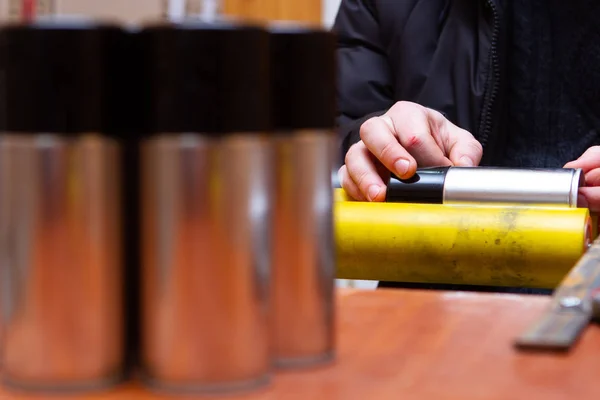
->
xmin=333 ymin=0 xmax=507 ymax=166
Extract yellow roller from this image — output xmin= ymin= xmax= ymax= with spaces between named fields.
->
xmin=334 ymin=189 xmax=592 ymax=289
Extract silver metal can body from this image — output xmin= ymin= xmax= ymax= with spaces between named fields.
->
xmin=0 ymin=134 xmax=124 ymax=390
xmin=140 ymin=133 xmax=272 ymax=392
xmin=443 ymin=167 xmax=584 ymax=208
xmin=0 ymin=143 xmax=8 ymax=369
xmin=271 ymin=130 xmax=336 ymax=368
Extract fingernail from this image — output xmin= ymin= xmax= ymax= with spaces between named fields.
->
xmin=459 ymin=156 xmax=474 ymax=167
xmin=367 ymin=185 xmax=381 ymax=201
xmin=578 ymin=194 xmax=589 ymax=208
xmin=394 ymin=159 xmax=410 ymax=176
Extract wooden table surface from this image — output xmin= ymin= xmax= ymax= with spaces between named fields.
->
xmin=2 ymin=288 xmax=600 ymax=400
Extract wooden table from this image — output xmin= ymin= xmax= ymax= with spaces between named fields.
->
xmin=2 ymin=288 xmax=600 ymax=400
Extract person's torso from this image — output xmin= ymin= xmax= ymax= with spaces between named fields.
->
xmin=372 ymin=0 xmax=600 ymax=167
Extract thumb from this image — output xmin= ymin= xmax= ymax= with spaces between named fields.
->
xmin=444 ymin=123 xmax=483 ymax=167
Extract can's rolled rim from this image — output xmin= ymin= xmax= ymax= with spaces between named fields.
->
xmin=571 ymin=168 xmax=585 ymax=208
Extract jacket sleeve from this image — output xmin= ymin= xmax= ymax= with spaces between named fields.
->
xmin=332 ymin=0 xmax=395 ymax=161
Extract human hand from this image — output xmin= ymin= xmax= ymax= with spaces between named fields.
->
xmin=338 ymin=101 xmax=483 ymax=201
xmin=564 ymin=146 xmax=600 ymax=211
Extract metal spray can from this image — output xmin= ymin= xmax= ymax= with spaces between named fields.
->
xmin=0 ymin=18 xmax=126 ymax=391
xmin=386 ymin=166 xmax=585 ymax=208
xmin=138 ymin=19 xmax=273 ymax=393
xmin=268 ymin=23 xmax=338 ymax=368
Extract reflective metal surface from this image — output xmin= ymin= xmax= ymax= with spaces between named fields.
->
xmin=271 ymin=130 xmax=336 ymax=368
xmin=331 ymin=168 xmax=341 ymax=189
xmin=443 ymin=167 xmax=584 ymax=208
xmin=0 ymin=142 xmax=8 ymax=369
xmin=0 ymin=134 xmax=124 ymax=391
xmin=140 ymin=133 xmax=272 ymax=393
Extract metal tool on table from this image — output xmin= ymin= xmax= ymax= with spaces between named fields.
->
xmin=515 ymin=235 xmax=600 ymax=351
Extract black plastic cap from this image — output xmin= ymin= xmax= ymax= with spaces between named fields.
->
xmin=268 ymin=23 xmax=336 ymax=131
xmin=104 ymin=25 xmax=145 ymax=140
xmin=385 ymin=167 xmax=449 ymax=203
xmin=139 ymin=20 xmax=271 ymax=135
xmin=0 ymin=18 xmax=122 ymax=134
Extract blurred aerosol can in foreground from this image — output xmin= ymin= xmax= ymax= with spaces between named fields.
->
xmin=0 ymin=18 xmax=126 ymax=391
xmin=268 ymin=23 xmax=337 ymax=368
xmin=139 ymin=20 xmax=273 ymax=393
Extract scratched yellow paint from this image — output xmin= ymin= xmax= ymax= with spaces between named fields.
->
xmin=334 ymin=189 xmax=591 ymax=289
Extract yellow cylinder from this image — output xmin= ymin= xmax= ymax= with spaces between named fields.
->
xmin=334 ymin=189 xmax=592 ymax=289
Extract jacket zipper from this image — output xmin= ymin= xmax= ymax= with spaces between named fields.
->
xmin=479 ymin=0 xmax=500 ymax=148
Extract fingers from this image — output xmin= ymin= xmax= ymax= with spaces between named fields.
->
xmin=338 ymin=164 xmax=365 ymax=201
xmin=359 ymin=116 xmax=417 ymax=179
xmin=383 ymin=104 xmax=453 ymax=167
xmin=573 ymin=166 xmax=600 ymax=211
xmin=564 ymin=146 xmax=600 ymax=172
xmin=564 ymin=147 xmax=600 ymax=211
xmin=584 ymin=168 xmax=600 ymax=187
xmin=419 ymin=107 xmax=482 ymax=167
xmin=579 ymin=187 xmax=600 ymax=212
xmin=442 ymin=121 xmax=483 ymax=167
xmin=577 ymin=192 xmax=589 ymax=208
xmin=342 ymin=101 xmax=481 ymax=202
xmin=343 ymin=141 xmax=388 ymax=202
